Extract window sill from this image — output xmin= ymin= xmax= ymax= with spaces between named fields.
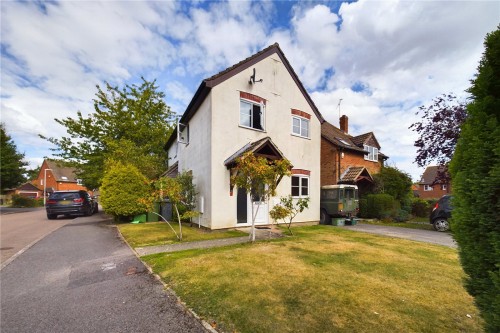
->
xmin=291 ymin=133 xmax=311 ymax=140
xmin=238 ymin=125 xmax=266 ymax=133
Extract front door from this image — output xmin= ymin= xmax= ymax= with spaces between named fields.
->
xmin=236 ymin=187 xmax=268 ymax=225
xmin=251 ymin=200 xmax=268 ymax=224
xmin=249 ymin=186 xmax=268 ymax=225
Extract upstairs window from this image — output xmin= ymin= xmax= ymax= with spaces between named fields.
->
xmin=292 ymin=116 xmax=309 ymax=138
xmin=240 ymin=100 xmax=265 ymax=131
xmin=424 ymin=185 xmax=433 ymax=191
xmin=291 ymin=109 xmax=311 ymax=139
xmin=364 ymin=145 xmax=378 ymax=162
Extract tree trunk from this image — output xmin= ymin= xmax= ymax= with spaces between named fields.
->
xmin=174 ymin=204 xmax=182 ymax=241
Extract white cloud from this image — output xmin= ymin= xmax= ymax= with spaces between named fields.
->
xmin=1 ymin=0 xmax=498 ymax=182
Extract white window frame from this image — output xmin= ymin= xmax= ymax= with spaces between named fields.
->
xmin=77 ymin=179 xmax=83 ymax=185
xmin=441 ymin=184 xmax=447 ymax=191
xmin=240 ymin=99 xmax=265 ymax=131
xmin=291 ymin=175 xmax=309 ymax=198
xmin=291 ymin=115 xmax=310 ymax=138
xmin=424 ymin=185 xmax=433 ymax=191
xmin=364 ymin=145 xmax=379 ymax=162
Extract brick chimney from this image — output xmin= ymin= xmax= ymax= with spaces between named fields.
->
xmin=340 ymin=115 xmax=348 ymax=134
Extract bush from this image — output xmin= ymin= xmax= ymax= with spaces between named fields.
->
xmin=449 ymin=26 xmax=500 ymax=332
xmin=100 ymin=161 xmax=151 ymax=221
xmin=411 ymin=197 xmax=431 ymax=217
xmin=359 ymin=198 xmax=368 ymax=218
xmin=365 ymin=194 xmax=397 ymax=220
xmin=11 ymin=194 xmax=43 ymax=208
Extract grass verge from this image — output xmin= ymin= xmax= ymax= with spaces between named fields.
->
xmin=141 ymin=225 xmax=482 ymax=333
xmin=117 ymin=221 xmax=247 ymax=248
xmin=359 ymin=219 xmax=435 ymax=231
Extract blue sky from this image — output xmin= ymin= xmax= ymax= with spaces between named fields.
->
xmin=1 ymin=0 xmax=498 ymax=181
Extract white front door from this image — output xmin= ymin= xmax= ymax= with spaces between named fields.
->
xmin=250 ymin=200 xmax=268 ymax=225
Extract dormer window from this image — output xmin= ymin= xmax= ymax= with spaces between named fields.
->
xmin=364 ymin=145 xmax=378 ymax=162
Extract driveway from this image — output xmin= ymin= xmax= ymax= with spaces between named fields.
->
xmin=0 ymin=213 xmax=207 ymax=333
xmin=340 ymin=223 xmax=457 ymax=248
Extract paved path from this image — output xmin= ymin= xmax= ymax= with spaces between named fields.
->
xmin=0 ymin=213 xmax=208 ymax=333
xmin=0 ymin=208 xmax=70 ymax=267
xmin=135 ymin=227 xmax=283 ymax=256
xmin=339 ymin=223 xmax=457 ymax=248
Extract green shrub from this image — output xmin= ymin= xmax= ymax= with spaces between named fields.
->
xmin=365 ymin=194 xmax=397 ymax=220
xmin=411 ymin=197 xmax=431 ymax=217
xmin=449 ymin=26 xmax=500 ymax=332
xmin=359 ymin=198 xmax=368 ymax=218
xmin=100 ymin=161 xmax=151 ymax=221
xmin=11 ymin=194 xmax=42 ymax=208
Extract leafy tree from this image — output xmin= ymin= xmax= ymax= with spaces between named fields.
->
xmin=269 ymin=195 xmax=309 ymax=235
xmin=231 ymin=152 xmax=292 ymax=242
xmin=40 ymin=78 xmax=175 ymax=189
xmin=373 ymin=166 xmax=413 ymax=203
xmin=449 ymin=26 xmax=500 ymax=333
xmin=409 ymin=94 xmax=467 ymax=182
xmin=100 ymin=161 xmax=150 ymax=221
xmin=24 ymin=165 xmax=41 ymax=181
xmin=0 ymin=123 xmax=28 ymax=191
xmin=146 ymin=171 xmax=200 ymax=241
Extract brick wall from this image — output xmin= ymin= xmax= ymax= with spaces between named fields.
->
xmin=416 ymin=184 xmax=452 ymax=199
xmin=321 ymin=137 xmax=383 ymax=186
xmin=321 ymin=138 xmax=338 ymax=185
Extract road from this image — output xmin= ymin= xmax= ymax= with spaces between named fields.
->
xmin=0 ymin=212 xmax=207 ymax=333
xmin=0 ymin=208 xmax=70 ymax=267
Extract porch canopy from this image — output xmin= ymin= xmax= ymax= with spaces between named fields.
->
xmin=224 ymin=137 xmax=291 ymax=194
xmin=338 ymin=166 xmax=373 ymax=185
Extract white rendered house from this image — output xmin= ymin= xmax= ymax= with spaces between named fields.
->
xmin=165 ymin=43 xmax=325 ymax=229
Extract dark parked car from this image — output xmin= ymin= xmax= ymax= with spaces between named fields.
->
xmin=430 ymin=195 xmax=452 ymax=232
xmin=46 ymin=190 xmax=97 ymax=220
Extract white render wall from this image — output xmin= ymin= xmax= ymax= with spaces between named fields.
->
xmin=169 ymin=96 xmax=213 ymax=228
xmin=209 ymin=54 xmax=321 ymax=229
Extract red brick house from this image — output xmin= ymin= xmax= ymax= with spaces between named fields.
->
xmin=415 ymin=165 xmax=451 ymax=199
xmin=321 ymin=115 xmax=388 ymax=194
xmin=32 ymin=160 xmax=91 ymax=197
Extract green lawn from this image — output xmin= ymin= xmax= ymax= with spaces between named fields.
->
xmin=141 ymin=225 xmax=482 ymax=333
xmin=117 ymin=221 xmax=247 ymax=248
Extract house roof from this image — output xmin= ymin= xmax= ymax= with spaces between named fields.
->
xmin=419 ymin=165 xmax=448 ymax=185
xmin=17 ymin=182 xmax=42 ymax=192
xmin=162 ymin=161 xmax=179 ymax=178
xmin=224 ymin=137 xmax=290 ymax=169
xmin=321 ymin=121 xmax=388 ymax=159
xmin=165 ymin=43 xmax=325 ymax=150
xmin=339 ymin=166 xmax=374 ymax=183
xmin=43 ymin=160 xmax=80 ymax=182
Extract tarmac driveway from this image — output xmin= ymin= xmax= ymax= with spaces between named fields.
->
xmin=0 ymin=213 xmax=207 ymax=333
xmin=339 ymin=223 xmax=457 ymax=248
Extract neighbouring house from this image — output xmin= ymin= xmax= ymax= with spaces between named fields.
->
xmin=415 ymin=165 xmax=451 ymax=199
xmin=10 ymin=182 xmax=43 ymax=198
xmin=32 ymin=160 xmax=91 ymax=197
xmin=321 ymin=116 xmax=388 ymax=195
xmin=165 ymin=43 xmax=325 ymax=229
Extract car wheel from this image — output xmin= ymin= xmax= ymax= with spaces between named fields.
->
xmin=47 ymin=214 xmax=57 ymax=220
xmin=320 ymin=209 xmax=329 ymax=225
xmin=85 ymin=206 xmax=93 ymax=216
xmin=433 ymin=218 xmax=450 ymax=232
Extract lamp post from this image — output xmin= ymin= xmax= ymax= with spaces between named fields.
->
xmin=43 ymin=168 xmax=53 ymax=206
